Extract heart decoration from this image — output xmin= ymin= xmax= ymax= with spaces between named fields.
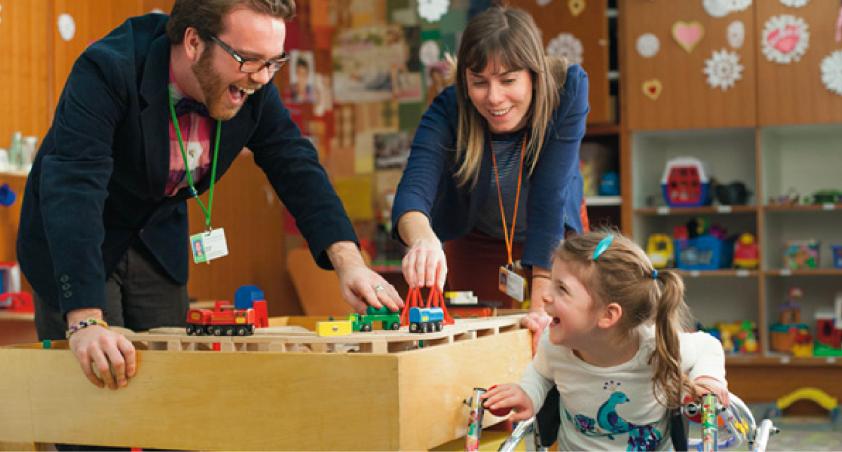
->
xmin=568 ymin=0 xmax=586 ymax=17
xmin=672 ymin=21 xmax=705 ymax=53
xmin=642 ymin=79 xmax=663 ymax=100
xmin=761 ymin=15 xmax=809 ymax=64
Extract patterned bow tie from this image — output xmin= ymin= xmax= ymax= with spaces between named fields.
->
xmin=174 ymin=97 xmax=210 ymax=117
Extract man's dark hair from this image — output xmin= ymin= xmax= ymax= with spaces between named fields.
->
xmin=167 ymin=0 xmax=296 ymax=44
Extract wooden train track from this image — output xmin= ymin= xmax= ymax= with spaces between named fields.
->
xmin=131 ymin=315 xmax=525 ymax=354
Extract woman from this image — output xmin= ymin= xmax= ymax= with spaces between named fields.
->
xmin=392 ymin=6 xmax=589 ymax=318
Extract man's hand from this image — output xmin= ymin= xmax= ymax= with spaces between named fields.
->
xmin=328 ymin=241 xmax=403 ymax=313
xmin=66 ymin=308 xmax=136 ymax=389
xmin=402 ymin=237 xmax=447 ymax=289
xmin=481 ymin=383 xmax=535 ymax=422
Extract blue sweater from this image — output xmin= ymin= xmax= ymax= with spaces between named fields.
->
xmin=392 ymin=65 xmax=589 ymax=270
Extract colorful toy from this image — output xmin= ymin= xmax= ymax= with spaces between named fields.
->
xmin=0 ymin=262 xmax=33 ymax=313
xmin=646 ymin=234 xmax=674 ymax=269
xmin=350 ymin=305 xmax=401 ymax=332
xmin=769 ymin=323 xmax=811 ymax=354
xmin=805 ymin=189 xmax=842 ymax=205
xmin=816 ymin=311 xmax=842 ymax=350
xmin=780 ymin=287 xmax=802 ymax=324
xmin=408 ymin=307 xmax=444 ymax=333
xmin=661 ymin=157 xmax=711 ymax=207
xmin=599 ymin=171 xmax=620 ymax=196
xmin=783 ymin=240 xmax=820 ymax=270
xmin=675 ymin=235 xmax=734 ymax=270
xmin=401 ymin=285 xmax=454 ymax=327
xmin=832 ymin=245 xmax=842 ymax=269
xmin=733 ymin=233 xmax=759 ymax=270
xmin=316 ymin=319 xmax=353 ymax=336
xmin=714 ymin=321 xmax=758 ymax=354
xmin=186 ymin=302 xmax=256 ymax=336
xmin=445 ymin=291 xmax=478 ymax=305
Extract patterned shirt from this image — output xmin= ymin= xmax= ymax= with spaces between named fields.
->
xmin=166 ymin=69 xmax=213 ymax=196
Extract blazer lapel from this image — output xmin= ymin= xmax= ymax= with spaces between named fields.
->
xmin=139 ymin=35 xmax=171 ymax=199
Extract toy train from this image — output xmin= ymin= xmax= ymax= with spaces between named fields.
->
xmin=351 ymin=305 xmax=401 ymax=332
xmin=409 ymin=307 xmax=444 ymax=333
xmin=186 ymin=305 xmax=256 ymax=336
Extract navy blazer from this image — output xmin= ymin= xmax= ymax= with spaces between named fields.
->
xmin=17 ymin=14 xmax=356 ymax=316
xmin=392 ymin=65 xmax=589 ymax=270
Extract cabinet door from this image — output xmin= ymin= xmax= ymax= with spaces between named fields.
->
xmin=0 ymin=0 xmax=51 ymax=140
xmin=756 ymin=1 xmax=842 ymax=125
xmin=621 ymin=0 xmax=756 ymax=130
xmin=510 ymin=0 xmax=612 ymax=124
xmin=51 ymin=0 xmax=143 ymax=104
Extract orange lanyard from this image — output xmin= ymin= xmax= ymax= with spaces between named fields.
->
xmin=490 ymin=133 xmax=527 ymax=266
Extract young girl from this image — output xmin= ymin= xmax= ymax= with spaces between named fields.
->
xmin=483 ymin=231 xmax=728 ymax=451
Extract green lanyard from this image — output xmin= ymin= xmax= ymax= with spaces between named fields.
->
xmin=167 ymin=90 xmax=221 ymax=230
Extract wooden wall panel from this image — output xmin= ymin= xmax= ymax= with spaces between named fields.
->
xmin=0 ymin=0 xmax=51 ymax=141
xmin=621 ymin=0 xmax=757 ymax=130
xmin=142 ymin=0 xmax=174 ymax=14
xmin=187 ymin=152 xmax=300 ymax=315
xmin=51 ymin=0 xmax=143 ymax=104
xmin=511 ymin=0 xmax=612 ymax=124
xmin=755 ymin=1 xmax=842 ymax=125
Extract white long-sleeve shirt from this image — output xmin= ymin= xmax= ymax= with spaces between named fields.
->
xmin=519 ymin=325 xmax=725 ymax=451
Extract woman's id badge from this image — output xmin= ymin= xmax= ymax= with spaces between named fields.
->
xmin=498 ymin=265 xmax=527 ymax=302
xmin=190 ymin=228 xmax=229 ymax=264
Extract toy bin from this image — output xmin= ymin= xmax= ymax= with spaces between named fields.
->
xmin=674 ymin=235 xmax=734 ymax=270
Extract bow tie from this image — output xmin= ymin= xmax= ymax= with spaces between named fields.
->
xmin=174 ymin=97 xmax=210 ymax=118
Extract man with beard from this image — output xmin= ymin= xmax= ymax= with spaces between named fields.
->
xmin=17 ymin=0 xmax=402 ymax=392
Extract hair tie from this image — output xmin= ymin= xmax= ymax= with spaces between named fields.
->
xmin=651 ymin=269 xmax=659 ymax=280
xmin=592 ymin=234 xmax=614 ymax=261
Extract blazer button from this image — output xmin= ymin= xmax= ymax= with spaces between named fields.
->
xmin=59 ymin=274 xmax=70 ymax=283
xmin=63 ymin=291 xmax=73 ymax=298
xmin=61 ymin=283 xmax=71 ymax=291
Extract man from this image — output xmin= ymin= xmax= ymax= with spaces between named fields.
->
xmin=17 ymin=0 xmax=402 ymax=391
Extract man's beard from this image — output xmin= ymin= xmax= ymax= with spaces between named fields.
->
xmin=192 ymin=48 xmax=239 ymax=121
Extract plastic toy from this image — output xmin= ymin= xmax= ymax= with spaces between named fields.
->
xmin=715 ymin=321 xmax=758 ymax=354
xmin=733 ymin=233 xmax=759 ymax=270
xmin=675 ymin=235 xmax=735 ymax=270
xmin=0 ymin=262 xmax=33 ymax=313
xmin=832 ymin=245 xmax=842 ymax=269
xmin=408 ymin=307 xmax=444 ymax=333
xmin=764 ymin=387 xmax=840 ymax=424
xmin=598 ymin=171 xmax=620 ymax=196
xmin=401 ymin=285 xmax=454 ymax=327
xmin=768 ymin=188 xmax=800 ymax=206
xmin=714 ymin=181 xmax=750 ymax=205
xmin=783 ymin=240 xmax=820 ymax=270
xmin=445 ymin=291 xmax=478 ymax=305
xmin=780 ymin=287 xmax=802 ymax=324
xmin=316 ymin=319 xmax=353 ymax=336
xmin=805 ymin=189 xmax=842 ymax=205
xmin=350 ymin=305 xmax=401 ymax=332
xmin=186 ymin=302 xmax=256 ymax=336
xmin=0 ymin=184 xmax=16 ymax=207
xmin=661 ymin=157 xmax=711 ymax=207
xmin=646 ymin=234 xmax=674 ymax=269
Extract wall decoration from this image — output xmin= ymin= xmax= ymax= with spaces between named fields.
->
xmin=704 ymin=49 xmax=744 ymax=91
xmin=727 ymin=0 xmax=752 ymax=12
xmin=727 ymin=20 xmax=745 ymax=49
xmin=536 ymin=0 xmax=552 ymax=6
xmin=288 ymin=50 xmax=315 ymax=104
xmin=820 ymin=50 xmax=842 ymax=96
xmin=642 ymin=79 xmax=663 ymax=100
xmin=419 ymin=40 xmax=441 ymax=67
xmin=418 ymin=0 xmax=449 ymax=23
xmin=312 ymin=74 xmax=333 ymax=117
xmin=546 ymin=33 xmax=584 ymax=66
xmin=636 ymin=33 xmax=660 ymax=58
xmin=374 ymin=131 xmax=411 ymax=169
xmin=57 ymin=13 xmax=76 ymax=42
xmin=0 ymin=3 xmax=3 ymax=25
xmin=762 ymin=15 xmax=809 ymax=64
xmin=703 ymin=0 xmax=731 ymax=18
xmin=332 ymin=25 xmax=411 ymax=103
xmin=568 ymin=0 xmax=586 ymax=17
xmin=780 ymin=0 xmax=809 ymax=7
xmin=672 ymin=21 xmax=705 ymax=53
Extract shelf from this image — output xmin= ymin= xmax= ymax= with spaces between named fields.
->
xmin=584 ymin=123 xmax=619 ymax=136
xmin=676 ymin=269 xmax=758 ymax=278
xmin=764 ymin=203 xmax=842 ymax=213
xmin=765 ymin=268 xmax=842 ymax=277
xmin=726 ymin=354 xmax=842 ymax=367
xmin=585 ymin=195 xmax=621 ymax=207
xmin=634 ymin=205 xmax=757 ymax=216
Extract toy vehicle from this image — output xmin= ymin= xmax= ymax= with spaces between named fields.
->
xmin=350 ymin=305 xmax=401 ymax=332
xmin=733 ymin=233 xmax=759 ymax=270
xmin=186 ymin=305 xmax=256 ymax=336
xmin=409 ymin=307 xmax=444 ymax=333
xmin=646 ymin=234 xmax=674 ymax=269
xmin=316 ymin=319 xmax=353 ymax=336
xmin=661 ymin=157 xmax=711 ymax=207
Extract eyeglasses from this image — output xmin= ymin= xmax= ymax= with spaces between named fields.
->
xmin=210 ymin=35 xmax=288 ymax=74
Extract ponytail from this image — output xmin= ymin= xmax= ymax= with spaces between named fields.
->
xmin=650 ymin=269 xmax=693 ymax=408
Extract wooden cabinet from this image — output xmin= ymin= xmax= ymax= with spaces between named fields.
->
xmin=510 ymin=0 xmax=612 ymax=124
xmin=621 ymin=0 xmax=757 ymax=130
xmin=755 ymin=1 xmax=842 ymax=125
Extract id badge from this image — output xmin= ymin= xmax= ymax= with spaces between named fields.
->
xmin=498 ymin=265 xmax=527 ymax=302
xmin=190 ymin=228 xmax=229 ymax=264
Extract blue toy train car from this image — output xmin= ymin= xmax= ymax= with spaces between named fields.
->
xmin=409 ymin=307 xmax=444 ymax=333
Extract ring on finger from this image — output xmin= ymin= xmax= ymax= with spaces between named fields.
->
xmin=374 ymin=284 xmax=385 ymax=293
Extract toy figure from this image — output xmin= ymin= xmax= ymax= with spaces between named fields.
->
xmin=733 ymin=233 xmax=759 ymax=270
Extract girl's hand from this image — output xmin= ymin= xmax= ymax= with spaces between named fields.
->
xmin=482 ymin=384 xmax=535 ymax=421
xmin=520 ymin=309 xmax=550 ymax=355
xmin=692 ymin=376 xmax=730 ymax=408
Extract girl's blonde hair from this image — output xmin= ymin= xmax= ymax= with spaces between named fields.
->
xmin=454 ymin=6 xmax=568 ymax=187
xmin=554 ymin=230 xmax=694 ymax=409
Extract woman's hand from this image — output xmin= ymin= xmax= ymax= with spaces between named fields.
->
xmin=692 ymin=376 xmax=730 ymax=408
xmin=402 ymin=237 xmax=447 ymax=289
xmin=482 ymin=383 xmax=535 ymax=421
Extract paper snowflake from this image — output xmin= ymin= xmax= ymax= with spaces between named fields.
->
xmin=418 ymin=0 xmax=449 ymax=22
xmin=536 ymin=0 xmax=552 ymax=5
xmin=727 ymin=0 xmax=752 ymax=12
xmin=704 ymin=49 xmax=744 ymax=91
xmin=780 ymin=0 xmax=809 ymax=7
xmin=636 ymin=33 xmax=660 ymax=58
xmin=762 ymin=15 xmax=809 ymax=64
xmin=703 ymin=0 xmax=730 ymax=17
xmin=820 ymin=50 xmax=842 ymax=96
xmin=546 ymin=33 xmax=583 ymax=66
